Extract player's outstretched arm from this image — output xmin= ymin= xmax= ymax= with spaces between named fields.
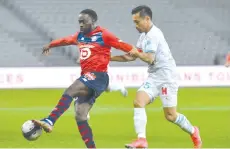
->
xmin=42 ymin=33 xmax=78 ymax=55
xmin=110 ymin=54 xmax=137 ymax=62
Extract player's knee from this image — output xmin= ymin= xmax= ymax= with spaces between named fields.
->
xmin=75 ymin=115 xmax=87 ymax=122
xmin=164 ymin=112 xmax=177 ymax=122
xmin=133 ymin=91 xmax=150 ymax=108
xmin=133 ymin=98 xmax=146 ymax=108
xmin=75 ymin=110 xmax=88 ymax=122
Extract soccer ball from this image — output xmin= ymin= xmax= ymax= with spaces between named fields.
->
xmin=21 ymin=120 xmax=42 ymax=141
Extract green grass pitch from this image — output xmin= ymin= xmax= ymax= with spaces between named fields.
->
xmin=0 ymin=88 xmax=230 ymax=148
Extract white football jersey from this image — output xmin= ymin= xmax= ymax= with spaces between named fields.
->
xmin=136 ymin=25 xmax=178 ymax=83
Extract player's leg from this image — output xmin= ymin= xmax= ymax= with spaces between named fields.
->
xmin=74 ymin=97 xmax=90 ymax=120
xmin=125 ymin=81 xmax=158 ymax=148
xmin=76 ymin=82 xmax=127 ymax=122
xmin=160 ymin=83 xmax=202 ymax=148
xmin=74 ymin=72 xmax=109 ymax=148
xmin=105 ymin=82 xmax=128 ymax=97
xmin=33 ymin=78 xmax=90 ymax=132
xmin=74 ymin=96 xmax=96 ymax=148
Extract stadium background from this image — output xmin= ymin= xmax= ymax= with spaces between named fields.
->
xmin=0 ymin=0 xmax=230 ymax=148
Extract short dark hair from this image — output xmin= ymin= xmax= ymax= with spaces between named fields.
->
xmin=80 ymin=9 xmax=98 ymax=22
xmin=132 ymin=5 xmax=152 ymax=20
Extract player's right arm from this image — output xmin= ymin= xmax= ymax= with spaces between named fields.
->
xmin=110 ymin=54 xmax=137 ymax=62
xmin=102 ymin=29 xmax=143 ymax=62
xmin=42 ymin=33 xmax=78 ymax=55
xmin=129 ymin=35 xmax=157 ymax=65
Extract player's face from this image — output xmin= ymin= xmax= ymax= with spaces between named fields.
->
xmin=78 ymin=14 xmax=94 ymax=34
xmin=132 ymin=12 xmax=149 ymax=33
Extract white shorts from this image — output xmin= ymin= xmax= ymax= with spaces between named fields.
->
xmin=137 ymin=77 xmax=178 ymax=107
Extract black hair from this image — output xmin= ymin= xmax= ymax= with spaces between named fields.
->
xmin=80 ymin=9 xmax=98 ymax=22
xmin=131 ymin=5 xmax=152 ymax=20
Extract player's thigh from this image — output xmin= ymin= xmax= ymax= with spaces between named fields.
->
xmin=65 ymin=79 xmax=89 ymax=97
xmin=136 ymin=80 xmax=159 ymax=107
xmin=79 ymin=72 xmax=109 ymax=100
xmin=159 ymin=83 xmax=178 ymax=108
xmin=74 ymin=96 xmax=93 ymax=121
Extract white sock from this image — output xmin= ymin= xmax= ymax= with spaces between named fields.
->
xmin=174 ymin=113 xmax=195 ymax=135
xmin=134 ymin=108 xmax=147 ymax=138
xmin=107 ymin=83 xmax=123 ymax=92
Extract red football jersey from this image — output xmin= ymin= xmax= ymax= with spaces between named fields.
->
xmin=49 ymin=26 xmax=133 ymax=75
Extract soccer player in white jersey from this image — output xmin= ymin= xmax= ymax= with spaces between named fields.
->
xmin=111 ymin=5 xmax=202 ymax=148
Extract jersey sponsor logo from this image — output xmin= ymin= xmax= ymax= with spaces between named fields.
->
xmin=79 ymin=45 xmax=94 ymax=60
xmin=146 ymin=40 xmax=151 ymax=45
xmin=80 ymin=47 xmax=91 ymax=60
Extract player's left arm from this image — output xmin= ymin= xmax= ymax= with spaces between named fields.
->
xmin=102 ymin=30 xmax=134 ymax=53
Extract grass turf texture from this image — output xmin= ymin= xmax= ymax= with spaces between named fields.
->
xmin=0 ymin=88 xmax=230 ymax=148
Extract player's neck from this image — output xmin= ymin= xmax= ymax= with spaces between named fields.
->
xmin=92 ymin=25 xmax=97 ymax=31
xmin=85 ymin=25 xmax=98 ymax=36
xmin=145 ymin=22 xmax=153 ymax=33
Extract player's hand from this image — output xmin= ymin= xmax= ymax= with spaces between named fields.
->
xmin=129 ymin=46 xmax=139 ymax=57
xmin=225 ymin=62 xmax=230 ymax=67
xmin=42 ymin=45 xmax=51 ymax=55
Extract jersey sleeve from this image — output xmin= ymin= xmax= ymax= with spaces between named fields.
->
xmin=49 ymin=32 xmax=78 ymax=48
xmin=144 ymin=36 xmax=158 ymax=53
xmin=102 ymin=30 xmax=132 ymax=53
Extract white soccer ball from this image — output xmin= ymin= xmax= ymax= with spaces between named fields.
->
xmin=21 ymin=120 xmax=42 ymax=141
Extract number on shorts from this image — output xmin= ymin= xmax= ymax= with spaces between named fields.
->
xmin=143 ymin=82 xmax=151 ymax=89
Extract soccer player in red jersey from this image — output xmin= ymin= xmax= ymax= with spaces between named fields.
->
xmin=33 ymin=9 xmax=136 ymax=148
